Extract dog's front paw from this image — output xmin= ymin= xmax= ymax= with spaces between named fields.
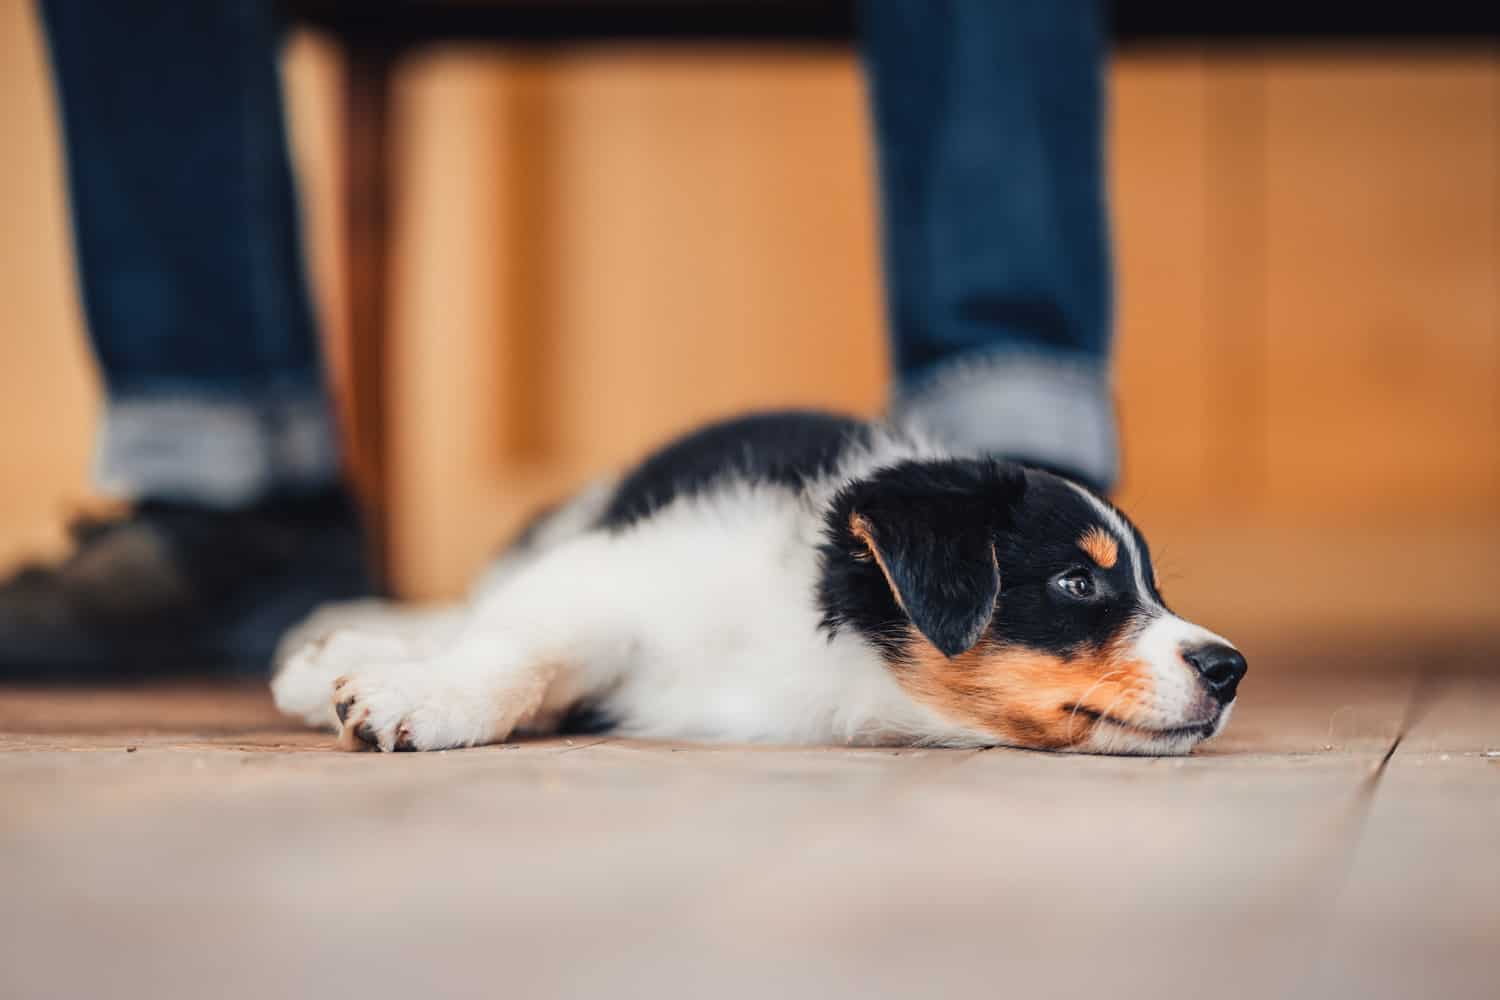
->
xmin=331 ymin=668 xmax=500 ymax=753
xmin=332 ymin=671 xmax=424 ymax=751
xmin=273 ymin=629 xmax=412 ymax=729
xmin=329 ymin=646 xmax=559 ymax=753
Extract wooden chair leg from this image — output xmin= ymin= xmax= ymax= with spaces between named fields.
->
xmin=341 ymin=43 xmax=394 ymax=585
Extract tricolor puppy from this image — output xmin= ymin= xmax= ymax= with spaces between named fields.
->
xmin=273 ymin=411 xmax=1246 ymax=754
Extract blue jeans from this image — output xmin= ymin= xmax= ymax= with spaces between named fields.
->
xmin=39 ymin=0 xmax=1116 ymax=503
xmin=862 ymin=0 xmax=1115 ymax=488
xmin=39 ymin=0 xmax=337 ymax=506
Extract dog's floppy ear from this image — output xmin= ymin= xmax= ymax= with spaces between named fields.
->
xmin=843 ymin=461 xmax=1024 ymax=658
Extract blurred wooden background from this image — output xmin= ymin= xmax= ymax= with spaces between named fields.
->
xmin=1 ymin=3 xmax=1495 ymax=641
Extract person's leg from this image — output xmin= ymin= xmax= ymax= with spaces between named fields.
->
xmin=860 ymin=0 xmax=1117 ymax=492
xmin=2 ymin=1 xmax=372 ymax=679
xmin=39 ymin=0 xmax=336 ymax=505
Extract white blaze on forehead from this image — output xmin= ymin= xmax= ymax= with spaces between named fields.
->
xmin=1064 ymin=481 xmax=1161 ymax=613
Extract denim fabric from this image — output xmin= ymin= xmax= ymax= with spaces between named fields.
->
xmin=38 ymin=0 xmax=339 ymax=503
xmin=861 ymin=0 xmax=1117 ymax=487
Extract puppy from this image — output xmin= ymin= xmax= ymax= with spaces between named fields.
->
xmin=273 ymin=411 xmax=1245 ymax=754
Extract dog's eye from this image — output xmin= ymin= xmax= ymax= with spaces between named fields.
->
xmin=1054 ymin=570 xmax=1095 ymax=599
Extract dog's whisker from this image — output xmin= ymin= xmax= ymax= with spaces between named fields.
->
xmin=1092 ymin=686 xmax=1136 ymax=754
xmin=1067 ymin=670 xmax=1128 ymax=745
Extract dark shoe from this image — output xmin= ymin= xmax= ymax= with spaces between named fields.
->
xmin=0 ymin=489 xmax=378 ymax=681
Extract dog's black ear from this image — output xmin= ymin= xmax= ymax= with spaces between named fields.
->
xmin=842 ymin=461 xmax=1024 ymax=658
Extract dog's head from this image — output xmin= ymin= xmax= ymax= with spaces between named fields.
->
xmin=819 ymin=459 xmax=1244 ymax=754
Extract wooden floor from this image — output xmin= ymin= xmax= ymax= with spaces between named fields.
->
xmin=1 ymin=639 xmax=1496 ymax=1000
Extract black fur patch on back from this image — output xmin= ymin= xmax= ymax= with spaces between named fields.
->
xmin=597 ymin=410 xmax=869 ymax=531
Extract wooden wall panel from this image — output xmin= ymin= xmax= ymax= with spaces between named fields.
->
xmin=1201 ymin=60 xmax=1270 ymax=514
xmin=0 ymin=3 xmax=100 ymax=569
xmin=542 ymin=53 xmax=887 ymax=474
xmin=1110 ymin=55 xmax=1213 ymax=517
xmin=369 ymin=50 xmax=1500 ymax=597
xmin=382 ymin=52 xmax=889 ymax=595
xmin=1261 ymin=56 xmax=1500 ymax=517
xmin=385 ymin=53 xmax=538 ymax=596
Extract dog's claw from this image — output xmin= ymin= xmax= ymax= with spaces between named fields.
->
xmin=353 ymin=719 xmax=381 ymax=749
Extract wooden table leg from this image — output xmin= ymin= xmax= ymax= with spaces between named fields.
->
xmin=341 ymin=43 xmax=394 ymax=585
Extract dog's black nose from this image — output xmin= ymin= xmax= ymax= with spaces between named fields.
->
xmin=1184 ymin=643 xmax=1247 ymax=703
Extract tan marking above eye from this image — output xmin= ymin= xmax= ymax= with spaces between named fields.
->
xmin=1078 ymin=526 xmax=1119 ymax=569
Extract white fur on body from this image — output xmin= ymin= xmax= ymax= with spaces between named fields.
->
xmin=274 ymin=493 xmax=971 ymax=749
xmin=273 ymin=430 xmax=983 ymax=750
xmin=272 ymin=428 xmax=1223 ymax=753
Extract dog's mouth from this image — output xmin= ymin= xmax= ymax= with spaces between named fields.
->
xmin=1064 ymin=704 xmax=1220 ymax=741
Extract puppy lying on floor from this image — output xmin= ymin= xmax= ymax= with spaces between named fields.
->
xmin=273 ymin=411 xmax=1246 ymax=755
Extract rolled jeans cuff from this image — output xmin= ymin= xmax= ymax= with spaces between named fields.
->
xmin=95 ymin=390 xmax=341 ymax=508
xmin=891 ymin=350 xmax=1119 ymax=492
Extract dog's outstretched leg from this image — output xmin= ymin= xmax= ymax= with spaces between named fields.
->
xmin=318 ymin=533 xmax=633 ymax=752
xmin=270 ymin=602 xmax=466 ymax=728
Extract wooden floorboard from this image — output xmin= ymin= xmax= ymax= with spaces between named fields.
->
xmin=1307 ymin=677 xmax=1499 ymax=1000
xmin=0 ymin=652 xmax=1495 ymax=1000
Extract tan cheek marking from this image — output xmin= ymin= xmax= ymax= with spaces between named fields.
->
xmin=895 ymin=633 xmax=1153 ymax=749
xmin=1078 ymin=526 xmax=1119 ymax=569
